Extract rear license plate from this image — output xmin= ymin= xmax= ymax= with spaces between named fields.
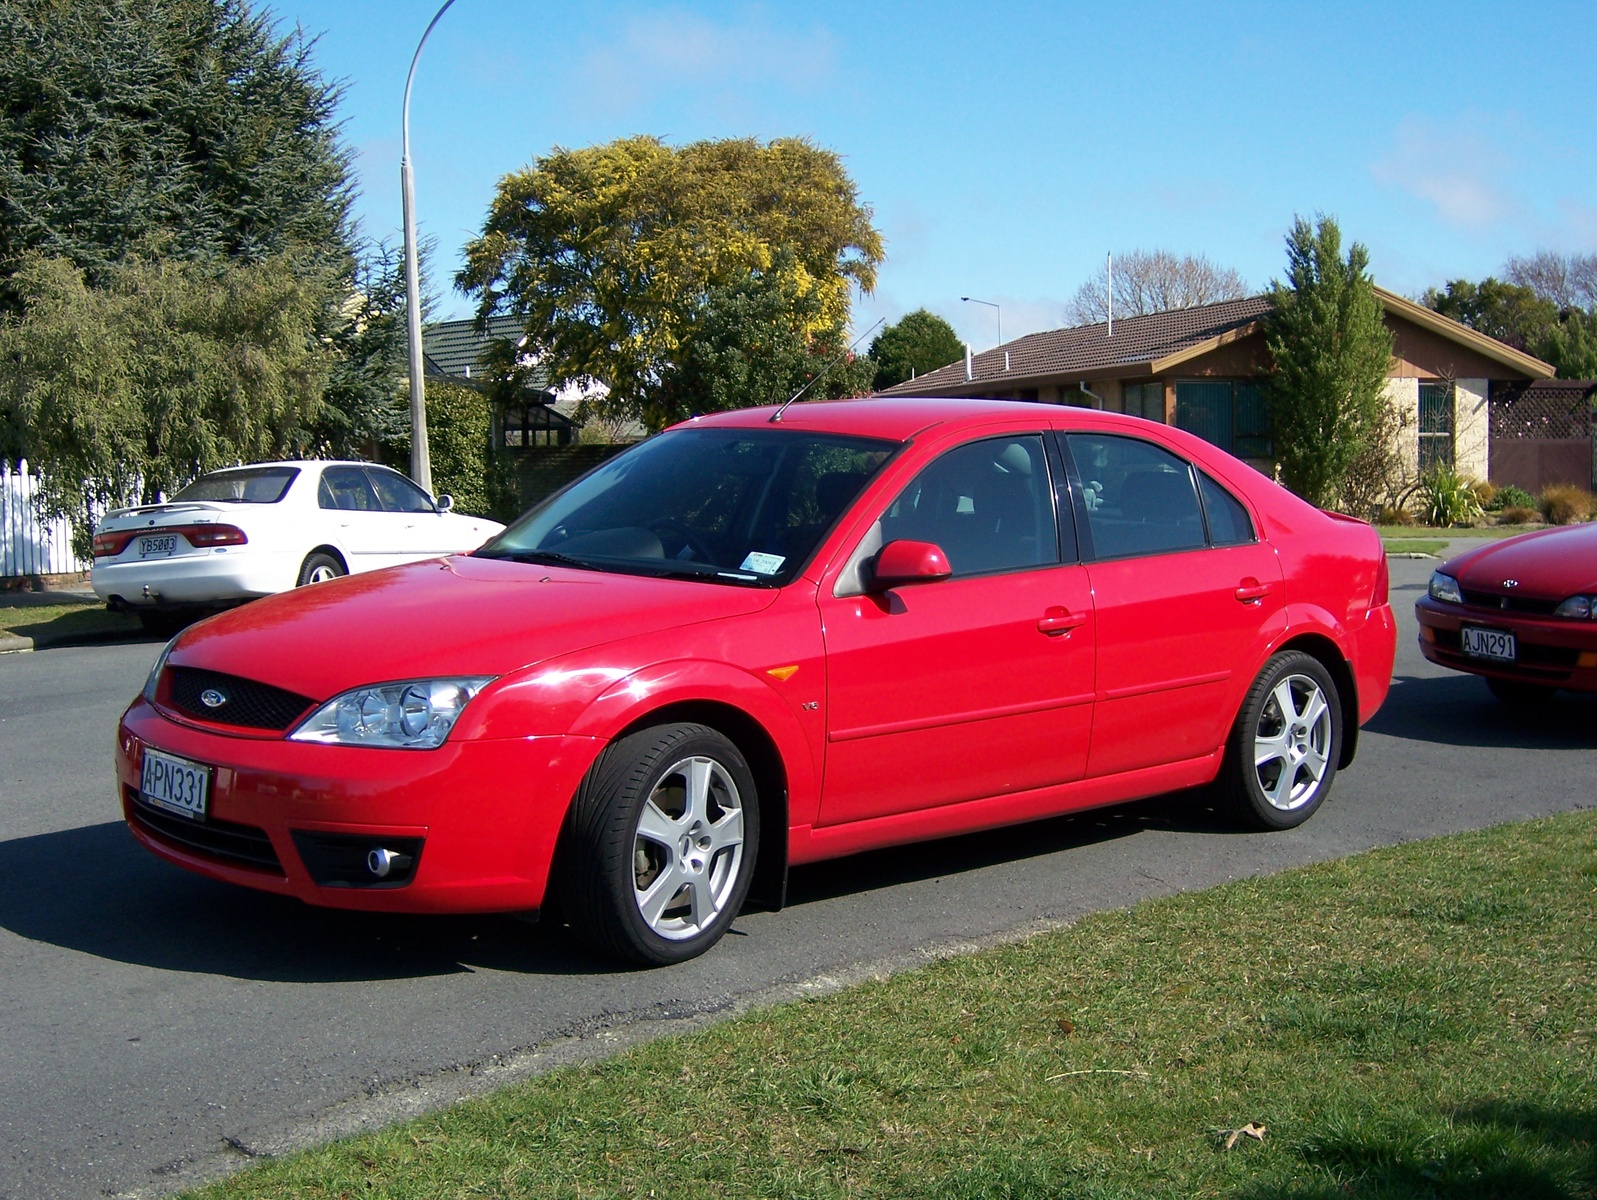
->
xmin=1461 ymin=626 xmax=1516 ymax=662
xmin=140 ymin=748 xmax=210 ymax=820
xmin=139 ymin=535 xmax=177 ymax=558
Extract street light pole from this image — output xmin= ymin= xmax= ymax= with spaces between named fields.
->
xmin=401 ymin=0 xmax=458 ymax=493
xmin=960 ymin=296 xmax=1002 ymax=349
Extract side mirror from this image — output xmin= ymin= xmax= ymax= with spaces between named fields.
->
xmin=870 ymin=539 xmax=952 ymax=590
xmin=436 ymin=494 xmax=454 ymax=513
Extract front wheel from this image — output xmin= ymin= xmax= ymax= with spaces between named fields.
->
xmin=1218 ymin=651 xmax=1342 ymax=830
xmin=558 ymin=723 xmax=758 ymax=966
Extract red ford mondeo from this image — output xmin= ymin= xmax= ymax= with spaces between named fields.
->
xmin=117 ymin=399 xmax=1396 ymax=964
xmin=1414 ymin=522 xmax=1597 ymax=702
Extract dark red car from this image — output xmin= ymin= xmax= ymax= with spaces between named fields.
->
xmin=1415 ymin=522 xmax=1597 ymax=702
xmin=117 ymin=399 xmax=1396 ymax=964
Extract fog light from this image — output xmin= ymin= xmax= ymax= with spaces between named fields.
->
xmin=367 ymin=847 xmax=414 ymax=879
xmin=1578 ymin=651 xmax=1597 ymax=669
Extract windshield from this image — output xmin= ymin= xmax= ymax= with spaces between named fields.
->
xmin=477 ymin=427 xmax=897 ymax=585
xmin=171 ymin=466 xmax=299 ymax=504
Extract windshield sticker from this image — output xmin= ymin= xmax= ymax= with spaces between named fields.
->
xmin=740 ymin=551 xmax=786 ymax=576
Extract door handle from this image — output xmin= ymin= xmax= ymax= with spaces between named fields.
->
xmin=1234 ymin=579 xmax=1273 ymax=603
xmin=1037 ymin=606 xmax=1085 ymax=635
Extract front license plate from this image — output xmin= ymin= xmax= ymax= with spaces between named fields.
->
xmin=1461 ymin=626 xmax=1516 ymax=662
xmin=140 ymin=748 xmax=210 ymax=820
xmin=139 ymin=535 xmax=177 ymax=558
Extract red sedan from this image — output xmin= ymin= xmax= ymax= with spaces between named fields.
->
xmin=116 ymin=399 xmax=1396 ymax=964
xmin=1414 ymin=522 xmax=1597 ymax=702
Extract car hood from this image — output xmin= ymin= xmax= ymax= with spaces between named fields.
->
xmin=169 ymin=555 xmax=780 ymax=699
xmin=1446 ymin=524 xmax=1597 ymax=600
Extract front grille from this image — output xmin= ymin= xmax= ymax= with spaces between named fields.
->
xmin=127 ymin=787 xmax=284 ymax=873
xmin=168 ymin=667 xmax=315 ymax=731
xmin=1461 ymin=589 xmax=1561 ymax=615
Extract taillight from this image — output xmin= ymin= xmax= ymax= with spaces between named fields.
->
xmin=92 ymin=531 xmax=136 ymax=558
xmin=177 ymin=523 xmax=248 ymax=547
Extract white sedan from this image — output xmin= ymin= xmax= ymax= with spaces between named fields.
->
xmin=91 ymin=461 xmax=505 ymax=628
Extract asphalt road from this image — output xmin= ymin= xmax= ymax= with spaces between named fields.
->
xmin=2 ymin=556 xmax=1594 ymax=1200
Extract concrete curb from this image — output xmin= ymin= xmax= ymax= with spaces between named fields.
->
xmin=0 ymin=625 xmax=151 ymax=654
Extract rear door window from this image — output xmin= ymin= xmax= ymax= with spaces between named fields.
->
xmin=1066 ymin=433 xmax=1205 ymax=559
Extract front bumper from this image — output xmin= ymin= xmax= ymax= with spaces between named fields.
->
xmin=116 ymin=697 xmax=600 ymax=912
xmin=1414 ymin=596 xmax=1597 ymax=692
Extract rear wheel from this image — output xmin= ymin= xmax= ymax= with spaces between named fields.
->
xmin=558 ymin=723 xmax=758 ymax=966
xmin=296 ymin=551 xmax=344 ymax=586
xmin=1485 ymin=677 xmax=1558 ymax=707
xmin=1218 ymin=651 xmax=1342 ymax=830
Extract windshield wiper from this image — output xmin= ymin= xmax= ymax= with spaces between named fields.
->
xmin=483 ymin=549 xmax=600 ymax=571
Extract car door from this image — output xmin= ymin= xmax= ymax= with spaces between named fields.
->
xmin=316 ymin=465 xmax=393 ymax=570
xmin=817 ymin=432 xmax=1096 ymax=826
xmin=1061 ymin=431 xmax=1283 ymax=778
xmin=365 ymin=466 xmax=451 ymax=561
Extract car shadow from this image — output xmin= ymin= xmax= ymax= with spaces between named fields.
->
xmin=1367 ymin=672 xmax=1597 ymax=749
xmin=785 ymin=787 xmax=1234 ymax=908
xmin=0 ymin=821 xmax=622 ymax=982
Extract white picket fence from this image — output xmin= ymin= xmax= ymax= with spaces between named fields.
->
xmin=1 ymin=460 xmax=94 ymax=578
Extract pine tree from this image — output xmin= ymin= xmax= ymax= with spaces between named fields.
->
xmin=1263 ymin=217 xmax=1394 ymax=510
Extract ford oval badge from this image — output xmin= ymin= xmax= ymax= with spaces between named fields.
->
xmin=199 ymin=689 xmax=227 ymax=709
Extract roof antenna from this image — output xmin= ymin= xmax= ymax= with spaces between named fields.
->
xmin=1106 ymin=252 xmax=1113 ymax=338
xmin=769 ymin=317 xmax=885 ymax=422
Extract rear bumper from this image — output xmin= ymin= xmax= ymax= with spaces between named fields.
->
xmin=92 ymin=550 xmax=294 ymax=607
xmin=116 ymin=697 xmax=600 ymax=912
xmin=1353 ymin=602 xmax=1398 ymax=724
xmin=1414 ymin=596 xmax=1597 ymax=692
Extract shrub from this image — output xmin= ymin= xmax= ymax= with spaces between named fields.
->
xmin=1472 ymin=480 xmax=1496 ymax=509
xmin=1539 ymin=484 xmax=1596 ymax=526
xmin=1499 ymin=505 xmax=1540 ymax=525
xmin=1420 ymin=464 xmax=1484 ymax=526
xmin=1377 ymin=504 xmax=1416 ymax=526
xmin=1488 ymin=483 xmax=1536 ymax=512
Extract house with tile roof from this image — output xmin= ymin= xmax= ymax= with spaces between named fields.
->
xmin=879 ymin=288 xmax=1557 ymax=486
xmin=421 ymin=315 xmax=578 ymax=447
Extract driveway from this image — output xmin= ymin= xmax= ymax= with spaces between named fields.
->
xmin=0 ymin=555 xmax=1592 ymax=1200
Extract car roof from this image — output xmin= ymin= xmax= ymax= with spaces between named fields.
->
xmin=683 ymin=396 xmax=1147 ymax=441
xmin=198 ymin=460 xmax=398 ymax=473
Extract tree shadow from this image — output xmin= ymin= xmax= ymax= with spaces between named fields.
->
xmin=1236 ymin=1099 xmax=1597 ymax=1199
xmin=0 ymin=821 xmax=621 ymax=982
xmin=1365 ymin=673 xmax=1597 ymax=750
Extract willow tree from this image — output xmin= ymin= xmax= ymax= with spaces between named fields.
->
xmin=458 ymin=135 xmax=884 ymax=430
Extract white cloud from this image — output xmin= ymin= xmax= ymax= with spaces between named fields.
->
xmin=1369 ymin=115 xmax=1521 ymax=231
xmin=575 ymin=6 xmax=838 ymax=115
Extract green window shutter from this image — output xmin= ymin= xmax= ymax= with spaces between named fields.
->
xmin=1175 ymin=381 xmax=1235 ymax=453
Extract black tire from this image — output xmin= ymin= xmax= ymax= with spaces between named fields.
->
xmin=558 ymin=723 xmax=759 ymax=966
xmin=1217 ymin=651 xmax=1343 ymax=831
xmin=1485 ymin=677 xmax=1558 ymax=707
xmin=296 ymin=551 xmax=344 ymax=587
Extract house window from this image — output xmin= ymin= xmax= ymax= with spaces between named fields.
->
xmin=1173 ymin=380 xmax=1271 ymax=459
xmin=1123 ymin=381 xmax=1165 ymax=422
xmin=1418 ymin=382 xmax=1454 ymax=470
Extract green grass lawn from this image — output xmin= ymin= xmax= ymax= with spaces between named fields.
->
xmin=1375 ymin=523 xmax=1545 ymax=540
xmin=0 ymin=596 xmax=140 ymax=643
xmin=1379 ymin=539 xmax=1448 ymax=556
xmin=190 ymin=810 xmax=1597 ymax=1200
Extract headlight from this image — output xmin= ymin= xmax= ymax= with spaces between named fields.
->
xmin=1554 ymin=594 xmax=1597 ymax=619
xmin=289 ymin=677 xmax=495 ymax=750
xmin=1428 ymin=571 xmax=1463 ymax=604
xmin=141 ymin=634 xmax=182 ymax=702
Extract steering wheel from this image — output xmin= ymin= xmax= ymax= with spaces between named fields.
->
xmin=645 ymin=518 xmax=717 ymax=563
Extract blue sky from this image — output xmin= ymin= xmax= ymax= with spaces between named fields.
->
xmin=287 ymin=0 xmax=1597 ymax=348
